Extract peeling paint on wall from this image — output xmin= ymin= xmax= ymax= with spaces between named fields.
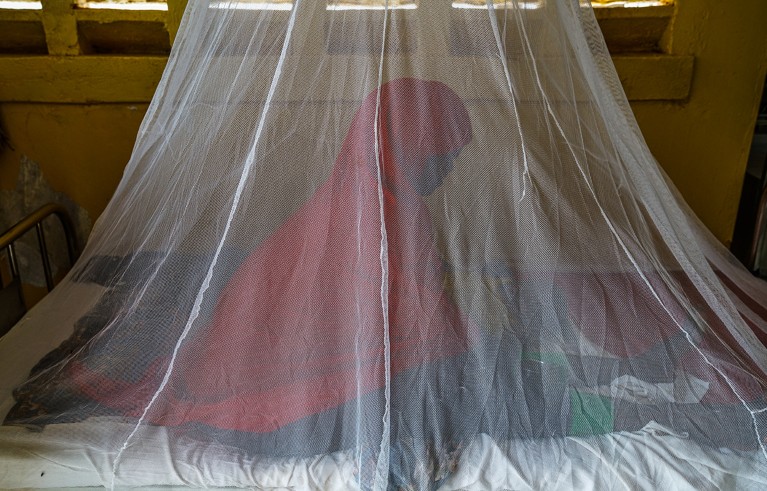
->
xmin=0 ymin=156 xmax=92 ymax=287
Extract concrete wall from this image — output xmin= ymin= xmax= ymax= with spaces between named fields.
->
xmin=0 ymin=104 xmax=146 ymax=223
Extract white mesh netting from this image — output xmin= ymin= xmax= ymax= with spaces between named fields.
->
xmin=2 ymin=1 xmax=767 ymax=489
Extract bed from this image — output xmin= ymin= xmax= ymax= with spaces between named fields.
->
xmin=1 ymin=262 xmax=766 ymax=489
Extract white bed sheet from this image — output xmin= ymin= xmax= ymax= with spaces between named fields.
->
xmin=0 ymin=419 xmax=357 ymax=489
xmin=1 ymin=419 xmax=766 ymax=490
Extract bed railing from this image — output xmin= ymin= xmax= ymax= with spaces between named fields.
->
xmin=0 ymin=203 xmax=80 ymax=335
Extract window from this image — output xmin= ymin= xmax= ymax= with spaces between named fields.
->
xmin=0 ymin=0 xmax=171 ymax=55
xmin=327 ymin=0 xmax=416 ymax=10
xmin=452 ymin=1 xmax=542 ymax=9
xmin=76 ymin=0 xmax=166 ymax=11
xmin=0 ymin=0 xmax=42 ymax=9
xmin=208 ymin=0 xmax=292 ymax=11
xmin=591 ymin=0 xmax=671 ymax=7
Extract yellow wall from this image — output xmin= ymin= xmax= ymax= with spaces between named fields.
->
xmin=0 ymin=104 xmax=146 ymax=222
xmin=1 ymin=0 xmax=767 ymax=248
xmin=632 ymin=0 xmax=767 ymax=245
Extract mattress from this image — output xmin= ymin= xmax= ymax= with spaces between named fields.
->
xmin=1 ymin=419 xmax=766 ymax=490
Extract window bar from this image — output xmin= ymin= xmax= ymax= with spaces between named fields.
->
xmin=6 ymin=242 xmax=20 ymax=280
xmin=35 ymin=222 xmax=54 ymax=292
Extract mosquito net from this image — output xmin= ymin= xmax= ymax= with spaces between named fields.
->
xmin=2 ymin=0 xmax=767 ymax=489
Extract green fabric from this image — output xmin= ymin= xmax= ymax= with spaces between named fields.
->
xmin=569 ymin=390 xmax=614 ymax=437
xmin=521 ymin=351 xmax=614 ymax=437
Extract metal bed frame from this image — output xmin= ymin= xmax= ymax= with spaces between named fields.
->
xmin=0 ymin=203 xmax=79 ymax=336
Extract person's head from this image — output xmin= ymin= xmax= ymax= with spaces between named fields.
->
xmin=381 ymin=78 xmax=472 ymax=197
xmin=342 ymin=78 xmax=472 ymax=198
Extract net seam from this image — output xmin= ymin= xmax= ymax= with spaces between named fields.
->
xmin=372 ymin=1 xmax=392 ymax=489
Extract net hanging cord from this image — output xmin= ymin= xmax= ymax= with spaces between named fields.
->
xmin=107 ymin=3 xmax=304 ymax=488
xmin=522 ymin=1 xmax=767 ymax=459
xmin=485 ymin=0 xmax=531 ymax=202
xmin=372 ymin=1 xmax=392 ymax=488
